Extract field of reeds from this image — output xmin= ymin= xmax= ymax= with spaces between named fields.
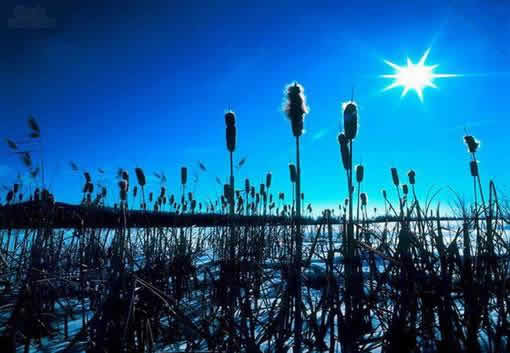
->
xmin=0 ymin=86 xmax=509 ymax=353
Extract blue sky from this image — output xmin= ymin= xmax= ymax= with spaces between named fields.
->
xmin=1 ymin=0 xmax=509 ymax=214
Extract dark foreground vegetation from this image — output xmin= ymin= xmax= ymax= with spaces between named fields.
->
xmin=0 ymin=87 xmax=509 ymax=352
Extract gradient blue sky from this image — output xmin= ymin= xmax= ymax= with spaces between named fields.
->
xmin=1 ymin=0 xmax=509 ymax=213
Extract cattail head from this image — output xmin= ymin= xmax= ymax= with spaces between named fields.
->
xmin=101 ymin=187 xmax=107 ymax=198
xmin=470 ymin=160 xmax=479 ymax=177
xmin=338 ymin=133 xmax=351 ymax=170
xmin=266 ymin=172 xmax=272 ymax=189
xmin=245 ymin=178 xmax=250 ymax=194
xmin=382 ymin=189 xmax=387 ymax=199
xmin=260 ymin=184 xmax=265 ymax=195
xmin=279 ymin=192 xmax=285 ymax=200
xmin=133 ymin=185 xmax=138 ymax=197
xmin=464 ymin=135 xmax=480 ymax=153
xmin=360 ymin=192 xmax=367 ymax=206
xmin=119 ymin=180 xmax=127 ymax=201
xmin=408 ymin=170 xmax=416 ymax=185
xmin=135 ymin=167 xmax=146 ymax=187
xmin=160 ymin=187 xmax=166 ymax=198
xmin=121 ymin=170 xmax=129 ymax=183
xmin=225 ymin=111 xmax=236 ymax=152
xmin=289 ymin=163 xmax=297 ymax=183
xmin=188 ymin=192 xmax=193 ymax=201
xmin=13 ymin=183 xmax=19 ymax=193
xmin=149 ymin=192 xmax=153 ymax=202
xmin=342 ymin=101 xmax=358 ymax=140
xmin=390 ymin=168 xmax=399 ymax=186
xmin=6 ymin=190 xmax=13 ymax=203
xmin=355 ymin=164 xmax=364 ymax=183
xmin=402 ymin=184 xmax=409 ymax=195
xmin=250 ymin=186 xmax=255 ymax=198
xmin=84 ymin=172 xmax=91 ymax=183
xmin=283 ymin=82 xmax=309 ymax=137
xmin=181 ymin=167 xmax=187 ymax=185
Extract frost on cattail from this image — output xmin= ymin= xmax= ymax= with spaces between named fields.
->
xmin=135 ymin=167 xmax=146 ymax=187
xmin=464 ymin=135 xmax=480 ymax=153
xmin=283 ymin=82 xmax=309 ymax=137
xmin=266 ymin=172 xmax=272 ymax=189
xmin=289 ymin=163 xmax=297 ymax=183
xmin=356 ymin=164 xmax=364 ymax=183
xmin=181 ymin=167 xmax=187 ymax=185
xmin=342 ymin=101 xmax=358 ymax=140
xmin=225 ymin=111 xmax=236 ymax=152
xmin=408 ymin=170 xmax=416 ymax=185
xmin=390 ymin=168 xmax=399 ymax=186
xmin=338 ymin=133 xmax=351 ymax=170
xmin=470 ymin=160 xmax=479 ymax=177
xmin=402 ymin=184 xmax=409 ymax=195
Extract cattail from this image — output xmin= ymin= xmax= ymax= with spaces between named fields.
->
xmin=160 ymin=187 xmax=166 ymax=198
xmin=133 ymin=185 xmax=138 ymax=198
xmin=6 ymin=190 xmax=13 ymax=203
xmin=34 ymin=188 xmax=40 ymax=201
xmin=301 ymin=192 xmax=304 ymax=200
xmin=256 ymin=193 xmax=260 ymax=204
xmin=84 ymin=172 xmax=91 ymax=183
xmin=343 ymin=101 xmax=358 ymax=140
xmin=260 ymin=184 xmax=265 ymax=195
xmin=19 ymin=193 xmax=23 ymax=201
xmin=382 ymin=189 xmax=387 ymax=199
xmin=191 ymin=199 xmax=196 ymax=210
xmin=245 ymin=179 xmax=250 ymax=194
xmin=88 ymin=182 xmax=94 ymax=194
xmin=101 ymin=187 xmax=107 ymax=198
xmin=355 ymin=164 xmax=364 ymax=183
xmin=390 ymin=168 xmax=399 ymax=186
xmin=408 ymin=170 xmax=416 ymax=185
xmin=135 ymin=167 xmax=146 ymax=187
xmin=289 ymin=163 xmax=297 ymax=183
xmin=470 ymin=160 xmax=479 ymax=177
xmin=250 ymin=187 xmax=255 ymax=198
xmin=188 ymin=192 xmax=193 ymax=201
xmin=464 ymin=135 xmax=480 ymax=153
xmin=402 ymin=184 xmax=409 ymax=195
xmin=121 ymin=170 xmax=129 ymax=183
xmin=149 ymin=192 xmax=153 ymax=202
xmin=119 ymin=180 xmax=127 ymax=201
xmin=225 ymin=111 xmax=236 ymax=152
xmin=170 ymin=194 xmax=175 ymax=204
xmin=13 ymin=184 xmax=19 ymax=193
xmin=266 ymin=172 xmax=272 ymax=189
xmin=338 ymin=133 xmax=351 ymax=170
xmin=181 ymin=167 xmax=187 ymax=185
xmin=279 ymin=192 xmax=285 ymax=200
xmin=360 ymin=192 xmax=367 ymax=206
xmin=284 ymin=82 xmax=309 ymax=137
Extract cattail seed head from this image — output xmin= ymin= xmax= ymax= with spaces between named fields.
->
xmin=245 ymin=179 xmax=250 ymax=194
xmin=390 ymin=168 xmax=399 ymax=186
xmin=266 ymin=172 xmax=272 ymax=189
xmin=283 ymin=82 xmax=309 ymax=137
xmin=382 ymin=189 xmax=387 ymax=199
xmin=338 ymin=133 xmax=351 ymax=170
xmin=355 ymin=164 xmax=364 ymax=183
xmin=360 ymin=192 xmax=367 ymax=206
xmin=84 ymin=172 xmax=91 ymax=183
xmin=470 ymin=160 xmax=479 ymax=177
xmin=149 ymin=192 xmax=153 ymax=202
xmin=188 ymin=192 xmax=193 ymax=201
xmin=250 ymin=187 xmax=255 ymax=198
xmin=408 ymin=170 xmax=416 ymax=185
xmin=160 ymin=187 xmax=166 ymax=198
xmin=170 ymin=194 xmax=175 ymax=204
xmin=343 ymin=101 xmax=358 ymax=140
xmin=226 ymin=125 xmax=236 ymax=152
xmin=13 ymin=184 xmax=19 ymax=193
xmin=135 ymin=167 xmax=146 ymax=187
xmin=101 ymin=187 xmax=107 ymax=198
xmin=6 ymin=190 xmax=13 ymax=203
xmin=133 ymin=185 xmax=138 ymax=197
xmin=181 ymin=167 xmax=187 ymax=185
xmin=464 ymin=135 xmax=480 ymax=153
xmin=279 ymin=192 xmax=284 ymax=200
xmin=225 ymin=111 xmax=236 ymax=127
xmin=289 ymin=164 xmax=297 ymax=183
xmin=121 ymin=170 xmax=129 ymax=183
xmin=402 ymin=184 xmax=409 ymax=195
xmin=260 ymin=184 xmax=265 ymax=195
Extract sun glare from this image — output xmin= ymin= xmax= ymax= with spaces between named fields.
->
xmin=382 ymin=49 xmax=458 ymax=102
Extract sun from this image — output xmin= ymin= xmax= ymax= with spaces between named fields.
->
xmin=381 ymin=49 xmax=458 ymax=102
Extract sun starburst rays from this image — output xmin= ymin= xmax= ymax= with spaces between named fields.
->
xmin=381 ymin=49 xmax=458 ymax=102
